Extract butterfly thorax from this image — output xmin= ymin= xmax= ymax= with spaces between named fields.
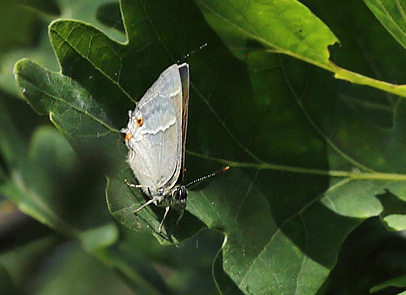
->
xmin=152 ymin=185 xmax=187 ymax=210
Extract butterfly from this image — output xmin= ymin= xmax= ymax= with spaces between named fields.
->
xmin=121 ymin=63 xmax=228 ymax=232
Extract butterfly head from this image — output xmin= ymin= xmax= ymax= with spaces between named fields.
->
xmin=170 ymin=185 xmax=187 ymax=210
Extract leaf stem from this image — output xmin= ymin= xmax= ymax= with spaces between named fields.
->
xmin=332 ymin=63 xmax=406 ymax=98
xmin=187 ymin=150 xmax=406 ymax=181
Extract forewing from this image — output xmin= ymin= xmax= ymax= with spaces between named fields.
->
xmin=126 ymin=64 xmax=184 ymax=193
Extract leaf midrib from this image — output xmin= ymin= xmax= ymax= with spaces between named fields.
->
xmin=49 ymin=22 xmax=136 ymax=104
xmin=18 ymin=74 xmax=119 ymax=134
xmin=236 ymin=178 xmax=352 ymax=290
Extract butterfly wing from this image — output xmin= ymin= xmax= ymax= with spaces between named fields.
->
xmin=123 ymin=64 xmax=188 ymax=195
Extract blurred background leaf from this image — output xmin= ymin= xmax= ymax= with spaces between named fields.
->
xmin=0 ymin=0 xmax=125 ymax=97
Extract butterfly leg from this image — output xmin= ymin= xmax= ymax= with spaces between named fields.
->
xmin=134 ymin=198 xmax=156 ymax=214
xmin=124 ymin=179 xmax=142 ymax=188
xmin=176 ymin=209 xmax=185 ymax=226
xmin=158 ymin=206 xmax=170 ymax=233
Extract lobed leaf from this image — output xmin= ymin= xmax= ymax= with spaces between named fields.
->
xmin=12 ymin=0 xmax=406 ymax=294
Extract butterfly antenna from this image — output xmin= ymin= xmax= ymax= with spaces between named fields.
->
xmin=177 ymin=43 xmax=208 ymax=63
xmin=185 ymin=166 xmax=229 ymax=188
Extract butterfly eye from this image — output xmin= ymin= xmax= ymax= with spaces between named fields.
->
xmin=136 ymin=118 xmax=143 ymax=127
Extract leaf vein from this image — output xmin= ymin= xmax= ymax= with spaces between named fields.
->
xmin=20 ymin=75 xmax=119 ymax=133
xmin=238 ymin=179 xmax=351 ymax=288
xmin=50 ymin=26 xmax=135 ymax=103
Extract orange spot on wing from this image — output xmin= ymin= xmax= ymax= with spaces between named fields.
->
xmin=125 ymin=133 xmax=133 ymax=141
xmin=136 ymin=118 xmax=143 ymax=127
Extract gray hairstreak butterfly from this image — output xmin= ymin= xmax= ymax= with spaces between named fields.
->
xmin=121 ymin=63 xmax=228 ymax=232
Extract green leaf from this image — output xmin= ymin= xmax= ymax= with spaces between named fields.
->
xmin=195 ymin=0 xmax=406 ymax=97
xmin=0 ymin=0 xmax=48 ymax=96
xmin=370 ymin=274 xmax=406 ymax=293
xmin=0 ymin=263 xmax=19 ymax=295
xmin=382 ymin=214 xmax=406 ymax=230
xmin=14 ymin=59 xmax=121 ymax=166
xmin=363 ymin=0 xmax=406 ymax=50
xmin=213 ymin=251 xmax=244 ymax=295
xmin=0 ymin=97 xmax=71 ymax=235
xmin=196 ymin=0 xmax=338 ymax=68
xmin=376 ymin=189 xmax=406 ymax=230
xmin=35 ymin=246 xmax=136 ymax=295
xmin=114 ymin=228 xmax=223 ymax=295
xmin=0 ymin=0 xmax=125 ymax=97
xmin=13 ymin=0 xmax=406 ymax=294
xmin=0 ymin=99 xmax=170 ymax=293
